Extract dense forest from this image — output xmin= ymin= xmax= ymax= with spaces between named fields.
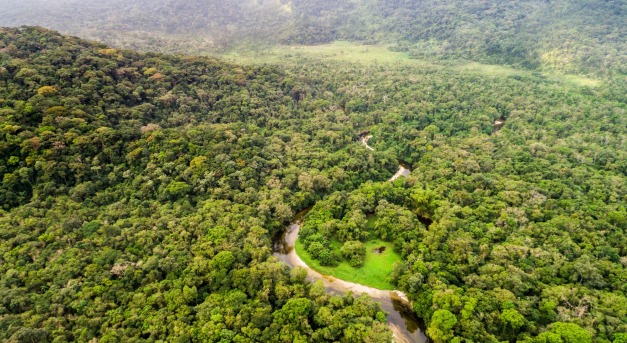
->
xmin=0 ymin=23 xmax=626 ymax=343
xmin=0 ymin=27 xmax=397 ymax=342
xmin=0 ymin=0 xmax=625 ymax=75
xmin=284 ymin=56 xmax=626 ymax=341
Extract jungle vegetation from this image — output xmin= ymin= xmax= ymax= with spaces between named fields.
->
xmin=0 ymin=13 xmax=625 ymax=343
xmin=0 ymin=27 xmax=397 ymax=342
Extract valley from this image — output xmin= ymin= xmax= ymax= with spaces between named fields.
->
xmin=0 ymin=1 xmax=625 ymax=341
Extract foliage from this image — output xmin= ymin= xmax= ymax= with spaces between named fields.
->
xmin=0 ymin=27 xmax=394 ymax=342
xmin=340 ymin=240 xmax=366 ymax=267
xmin=292 ymin=53 xmax=627 ymax=339
xmin=299 ymin=182 xmax=422 ymax=272
xmin=427 ymin=309 xmax=458 ymax=343
xmin=535 ymin=322 xmax=592 ymax=343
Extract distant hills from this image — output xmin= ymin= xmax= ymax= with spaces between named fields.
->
xmin=0 ymin=0 xmax=624 ymax=74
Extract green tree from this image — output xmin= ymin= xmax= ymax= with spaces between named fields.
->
xmin=500 ymin=308 xmax=525 ymax=337
xmin=428 ymin=309 xmax=458 ymax=343
xmin=340 ymin=240 xmax=366 ymax=267
xmin=535 ymin=322 xmax=592 ymax=343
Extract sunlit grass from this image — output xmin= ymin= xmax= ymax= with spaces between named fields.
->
xmin=281 ymin=41 xmax=411 ymax=64
xmin=223 ymin=41 xmax=416 ymax=65
xmin=455 ymin=61 xmax=523 ymax=77
xmin=221 ymin=41 xmax=601 ymax=88
xmin=549 ymin=74 xmax=601 ymax=87
xmin=295 ymin=238 xmax=400 ymax=290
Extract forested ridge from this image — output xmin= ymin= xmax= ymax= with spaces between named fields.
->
xmin=0 ymin=0 xmax=625 ymax=75
xmin=1 ymin=26 xmax=626 ymax=343
xmin=0 ymin=27 xmax=397 ymax=342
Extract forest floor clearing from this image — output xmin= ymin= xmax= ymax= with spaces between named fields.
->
xmin=222 ymin=41 xmax=601 ymax=88
xmin=295 ymin=238 xmax=400 ymax=290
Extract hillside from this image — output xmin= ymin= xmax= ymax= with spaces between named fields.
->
xmin=0 ymin=0 xmax=625 ymax=75
xmin=0 ymin=26 xmax=396 ymax=342
xmin=1 ymin=27 xmax=626 ymax=343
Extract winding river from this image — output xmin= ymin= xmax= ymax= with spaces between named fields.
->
xmin=273 ymin=135 xmax=428 ymax=343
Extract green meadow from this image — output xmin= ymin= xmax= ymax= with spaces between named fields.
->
xmin=223 ymin=41 xmax=601 ymax=88
xmin=295 ymin=238 xmax=401 ymax=290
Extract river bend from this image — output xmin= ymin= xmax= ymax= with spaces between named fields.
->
xmin=273 ymin=135 xmax=427 ymax=343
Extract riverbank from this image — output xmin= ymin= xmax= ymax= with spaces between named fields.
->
xmin=274 ymin=220 xmax=427 ymax=343
xmin=272 ymin=134 xmax=427 ymax=343
xmin=295 ymin=238 xmax=400 ymax=290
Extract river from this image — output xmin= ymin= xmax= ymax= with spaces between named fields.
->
xmin=273 ymin=135 xmax=429 ymax=343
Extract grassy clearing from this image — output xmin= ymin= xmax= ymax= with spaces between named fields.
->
xmin=223 ymin=41 xmax=416 ymax=65
xmin=548 ymin=73 xmax=602 ymax=88
xmin=222 ymin=41 xmax=601 ymax=88
xmin=295 ymin=238 xmax=401 ymax=290
xmin=280 ymin=41 xmax=412 ymax=64
xmin=455 ymin=61 xmax=601 ymax=87
xmin=454 ymin=61 xmax=523 ymax=78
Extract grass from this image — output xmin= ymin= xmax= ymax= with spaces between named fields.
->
xmin=454 ymin=61 xmax=524 ymax=78
xmin=295 ymin=238 xmax=401 ymax=290
xmin=222 ymin=41 xmax=414 ymax=65
xmin=548 ymin=74 xmax=602 ymax=88
xmin=221 ymin=41 xmax=601 ymax=88
xmin=455 ymin=61 xmax=601 ymax=87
